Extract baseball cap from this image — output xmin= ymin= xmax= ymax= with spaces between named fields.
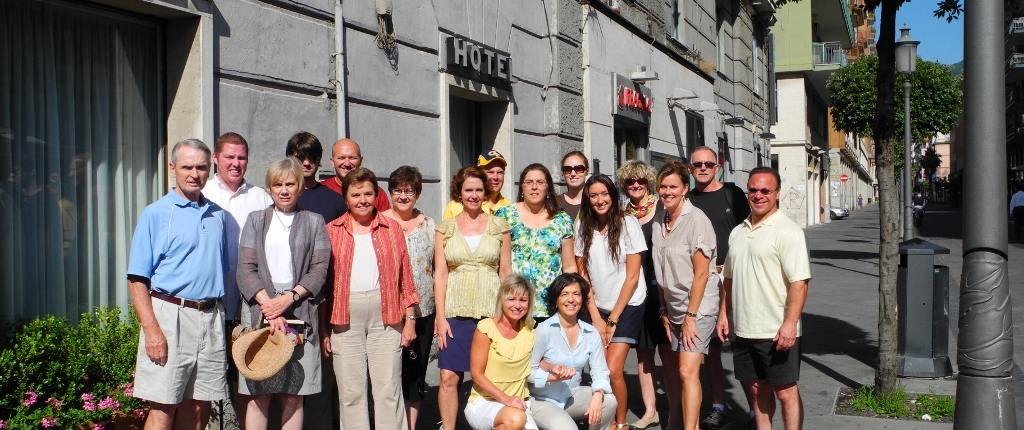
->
xmin=478 ymin=150 xmax=507 ymax=168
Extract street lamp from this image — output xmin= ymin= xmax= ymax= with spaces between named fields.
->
xmin=895 ymin=24 xmax=919 ymax=240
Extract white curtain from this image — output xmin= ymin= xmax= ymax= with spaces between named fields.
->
xmin=0 ymin=0 xmax=163 ymax=322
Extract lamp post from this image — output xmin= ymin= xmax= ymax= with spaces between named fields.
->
xmin=895 ymin=25 xmax=919 ymax=241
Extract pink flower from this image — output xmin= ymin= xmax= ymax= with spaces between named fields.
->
xmin=0 ymin=419 xmax=7 ymax=429
xmin=119 ymin=383 xmax=135 ymax=397
xmin=92 ymin=424 xmax=104 ymax=430
xmin=23 ymin=391 xmax=38 ymax=407
xmin=46 ymin=397 xmax=62 ymax=409
xmin=40 ymin=417 xmax=57 ymax=428
xmin=83 ymin=402 xmax=97 ymax=412
xmin=81 ymin=393 xmax=94 ymax=403
xmin=98 ymin=396 xmax=119 ymax=410
xmin=132 ymin=409 xmax=145 ymax=418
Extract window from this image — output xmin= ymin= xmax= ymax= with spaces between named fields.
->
xmin=672 ymin=0 xmax=683 ymax=42
xmin=685 ymin=111 xmax=705 ymax=157
xmin=1 ymin=0 xmax=164 ymax=322
xmin=716 ymin=26 xmax=725 ymax=73
xmin=753 ymin=37 xmax=763 ymax=96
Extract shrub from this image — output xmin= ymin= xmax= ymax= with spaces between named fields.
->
xmin=0 ymin=308 xmax=146 ymax=428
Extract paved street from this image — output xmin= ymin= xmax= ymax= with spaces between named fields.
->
xmin=418 ymin=203 xmax=1024 ymax=429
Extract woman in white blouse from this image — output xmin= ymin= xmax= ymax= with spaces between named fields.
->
xmin=574 ymin=175 xmax=647 ymax=429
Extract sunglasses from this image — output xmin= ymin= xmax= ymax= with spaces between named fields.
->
xmin=690 ymin=161 xmax=717 ymax=169
xmin=290 ymin=153 xmax=314 ymax=163
xmin=748 ymin=187 xmax=777 ymax=196
xmin=624 ymin=178 xmax=648 ymax=187
xmin=562 ymin=164 xmax=587 ymax=174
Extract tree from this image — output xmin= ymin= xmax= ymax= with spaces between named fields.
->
xmin=920 ymin=146 xmax=943 ymax=195
xmin=827 ymin=55 xmax=960 ymax=171
xmin=776 ymin=0 xmax=963 ymax=396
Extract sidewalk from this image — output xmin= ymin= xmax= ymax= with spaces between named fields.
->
xmin=416 ymin=204 xmax=1023 ymax=429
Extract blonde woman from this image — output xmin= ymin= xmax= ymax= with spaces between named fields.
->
xmin=465 ymin=274 xmax=538 ymax=430
xmin=236 ymin=157 xmax=331 ymax=430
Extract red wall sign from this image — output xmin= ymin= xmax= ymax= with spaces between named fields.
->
xmin=617 ymin=85 xmax=653 ymax=113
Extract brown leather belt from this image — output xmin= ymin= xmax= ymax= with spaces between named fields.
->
xmin=151 ymin=290 xmax=218 ymax=311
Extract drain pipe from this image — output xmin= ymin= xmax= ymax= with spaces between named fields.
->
xmin=334 ymin=0 xmax=348 ymax=138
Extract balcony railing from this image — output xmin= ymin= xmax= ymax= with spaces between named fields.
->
xmin=813 ymin=42 xmax=847 ymax=67
xmin=1011 ymin=17 xmax=1024 ymax=34
xmin=1007 ymin=53 xmax=1024 ymax=70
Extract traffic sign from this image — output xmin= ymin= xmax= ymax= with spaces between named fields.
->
xmin=840 ymin=173 xmax=849 ymax=183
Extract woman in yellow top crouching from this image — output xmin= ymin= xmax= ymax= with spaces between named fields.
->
xmin=465 ymin=274 xmax=538 ymax=430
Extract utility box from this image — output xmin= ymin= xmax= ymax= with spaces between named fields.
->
xmin=897 ymin=238 xmax=953 ymax=378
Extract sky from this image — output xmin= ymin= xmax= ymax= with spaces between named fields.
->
xmin=873 ymin=0 xmax=965 ymax=65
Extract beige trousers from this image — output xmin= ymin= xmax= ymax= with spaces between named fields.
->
xmin=330 ymin=290 xmax=408 ymax=430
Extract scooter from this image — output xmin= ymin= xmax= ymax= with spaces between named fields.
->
xmin=913 ymin=204 xmax=925 ymax=227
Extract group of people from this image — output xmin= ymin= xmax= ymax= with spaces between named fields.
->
xmin=126 ymin=131 xmax=812 ymax=430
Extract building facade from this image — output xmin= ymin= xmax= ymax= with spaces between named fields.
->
xmin=771 ymin=0 xmax=853 ymax=227
xmin=0 ymin=0 xmax=773 ymax=321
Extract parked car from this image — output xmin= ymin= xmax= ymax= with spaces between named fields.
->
xmin=829 ymin=206 xmax=850 ymax=220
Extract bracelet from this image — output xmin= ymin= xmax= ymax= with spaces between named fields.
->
xmin=683 ymin=311 xmax=697 ymax=318
xmin=607 ymin=319 xmax=618 ymax=327
xmin=405 ymin=314 xmax=417 ymax=321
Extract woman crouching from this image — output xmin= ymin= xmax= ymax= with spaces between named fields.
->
xmin=465 ymin=274 xmax=538 ymax=430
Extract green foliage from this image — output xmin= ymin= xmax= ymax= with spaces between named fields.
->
xmin=848 ymin=385 xmax=956 ymax=421
xmin=0 ymin=308 xmax=146 ymax=428
xmin=916 ymin=392 xmax=956 ymax=419
xmin=827 ymin=55 xmax=961 ymax=142
xmin=851 ymin=384 xmax=912 ymax=417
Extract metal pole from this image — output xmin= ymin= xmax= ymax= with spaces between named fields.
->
xmin=903 ymin=78 xmax=914 ymax=240
xmin=955 ymin=0 xmax=1017 ymax=426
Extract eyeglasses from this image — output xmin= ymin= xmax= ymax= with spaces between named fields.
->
xmin=624 ymin=178 xmax=648 ymax=187
xmin=523 ymin=180 xmax=548 ymax=187
xmin=562 ymin=164 xmax=587 ymax=174
xmin=290 ymin=153 xmax=314 ymax=163
xmin=748 ymin=187 xmax=777 ymax=196
xmin=690 ymin=161 xmax=717 ymax=169
xmin=391 ymin=188 xmax=416 ymax=197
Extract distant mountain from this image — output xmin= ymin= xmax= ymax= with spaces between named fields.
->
xmin=949 ymin=60 xmax=963 ymax=77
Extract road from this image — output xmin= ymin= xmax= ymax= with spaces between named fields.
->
xmin=416 ymin=203 xmax=1024 ymax=429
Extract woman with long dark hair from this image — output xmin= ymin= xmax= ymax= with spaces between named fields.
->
xmin=574 ymin=175 xmax=647 ymax=429
xmin=494 ymin=163 xmax=576 ymax=320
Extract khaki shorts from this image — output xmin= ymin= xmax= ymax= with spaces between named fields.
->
xmin=667 ymin=316 xmax=718 ymax=354
xmin=133 ymin=298 xmax=228 ymax=404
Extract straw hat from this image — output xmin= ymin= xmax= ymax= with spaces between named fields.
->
xmin=231 ymin=327 xmax=293 ymax=381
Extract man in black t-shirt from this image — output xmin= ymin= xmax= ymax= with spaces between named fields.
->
xmin=285 ymin=132 xmax=348 ymax=224
xmin=686 ymin=146 xmax=750 ymax=429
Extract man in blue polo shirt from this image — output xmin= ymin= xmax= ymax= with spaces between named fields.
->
xmin=127 ymin=138 xmax=229 ymax=430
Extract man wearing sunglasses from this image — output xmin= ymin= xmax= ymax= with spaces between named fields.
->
xmin=684 ymin=146 xmax=748 ymax=429
xmin=717 ymin=167 xmax=810 ymax=430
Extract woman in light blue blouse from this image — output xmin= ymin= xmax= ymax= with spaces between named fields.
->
xmin=529 ymin=273 xmax=617 ymax=430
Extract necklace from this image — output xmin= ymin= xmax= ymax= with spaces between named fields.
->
xmin=274 ymin=209 xmax=293 ymax=232
xmin=627 ymin=194 xmax=657 ymax=219
xmin=664 ymin=207 xmax=682 ymax=233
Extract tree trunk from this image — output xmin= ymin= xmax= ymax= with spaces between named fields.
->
xmin=872 ymin=0 xmax=901 ymax=396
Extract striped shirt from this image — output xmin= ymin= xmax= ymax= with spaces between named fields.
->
xmin=326 ymin=212 xmax=419 ymax=326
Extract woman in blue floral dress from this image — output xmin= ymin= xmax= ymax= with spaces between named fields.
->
xmin=495 ymin=163 xmax=576 ymax=320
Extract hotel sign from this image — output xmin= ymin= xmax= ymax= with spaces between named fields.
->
xmin=612 ymin=74 xmax=652 ymax=125
xmin=444 ymin=36 xmax=512 ymax=88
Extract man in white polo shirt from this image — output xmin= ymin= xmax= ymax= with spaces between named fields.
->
xmin=201 ymin=132 xmax=271 ymax=424
xmin=717 ymin=167 xmax=811 ymax=430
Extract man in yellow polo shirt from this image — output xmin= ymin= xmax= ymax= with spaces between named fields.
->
xmin=716 ymin=167 xmax=811 ymax=430
xmin=443 ymin=150 xmax=511 ymax=219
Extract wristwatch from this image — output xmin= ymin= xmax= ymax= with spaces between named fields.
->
xmin=291 ymin=291 xmax=301 ymax=302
